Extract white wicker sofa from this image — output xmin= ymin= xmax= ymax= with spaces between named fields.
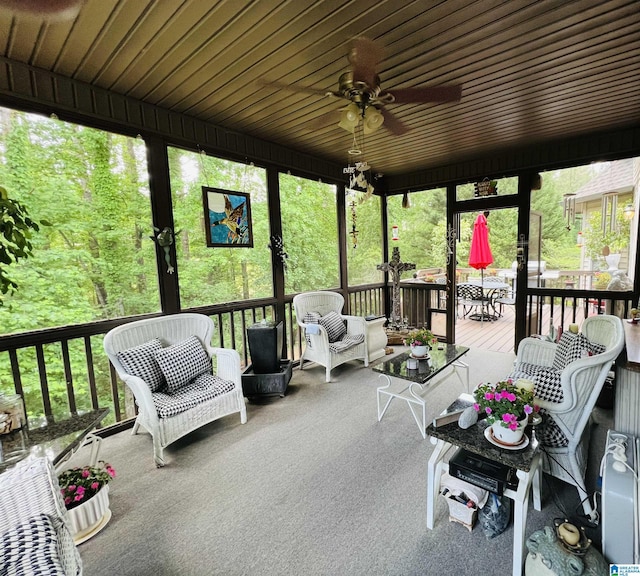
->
xmin=103 ymin=313 xmax=246 ymax=467
xmin=0 ymin=456 xmax=82 ymax=575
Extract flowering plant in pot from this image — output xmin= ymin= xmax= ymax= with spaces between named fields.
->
xmin=58 ymin=461 xmax=116 ymax=510
xmin=403 ymin=328 xmax=437 ymax=359
xmin=473 ymin=380 xmax=537 ymax=445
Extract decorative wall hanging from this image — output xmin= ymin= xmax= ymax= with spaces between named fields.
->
xmin=202 ymin=187 xmax=253 ymax=247
xmin=563 ymin=193 xmax=576 ymax=230
xmin=446 ymin=223 xmax=457 ymax=266
xmin=474 ymin=178 xmax=498 ymax=197
xmin=377 ymin=247 xmax=416 ymax=329
xmin=150 ymin=226 xmax=179 ymax=274
xmin=344 ymin=160 xmax=375 ymax=198
xmin=349 ymin=201 xmax=359 ymax=249
xmin=268 ymin=235 xmax=288 ymax=270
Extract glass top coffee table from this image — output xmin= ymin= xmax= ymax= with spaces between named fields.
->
xmin=0 ymin=408 xmax=110 ymax=473
xmin=372 ymin=344 xmax=469 ymax=438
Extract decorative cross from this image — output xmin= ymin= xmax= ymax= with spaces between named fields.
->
xmin=377 ymin=247 xmax=416 ymax=329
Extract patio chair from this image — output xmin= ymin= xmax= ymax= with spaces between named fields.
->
xmin=456 ymin=283 xmax=491 ymax=319
xmin=494 ymin=287 xmax=516 ymax=316
xmin=293 ymin=291 xmax=368 ymax=382
xmin=104 ymin=313 xmax=246 ymax=467
xmin=0 ymin=456 xmax=82 ymax=575
xmin=507 ymin=314 xmax=624 ymax=520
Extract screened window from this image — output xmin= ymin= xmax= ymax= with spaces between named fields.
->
xmin=346 ymin=193 xmax=383 ymax=285
xmin=280 ymin=173 xmax=339 ymax=294
xmin=0 ymin=108 xmax=157 ymax=336
xmin=168 ymin=149 xmax=272 ymax=307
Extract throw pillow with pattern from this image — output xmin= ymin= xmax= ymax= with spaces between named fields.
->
xmin=552 ymin=331 xmax=577 ymax=371
xmin=565 ymin=332 xmax=606 ymax=366
xmin=154 ymin=335 xmax=211 ymax=393
xmin=117 ymin=338 xmax=166 ymax=392
xmin=319 ymin=311 xmax=347 ymax=343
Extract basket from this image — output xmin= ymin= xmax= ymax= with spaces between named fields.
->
xmin=441 ymin=492 xmax=477 ymax=532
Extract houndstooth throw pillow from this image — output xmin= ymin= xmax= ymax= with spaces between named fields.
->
xmin=117 ymin=338 xmax=166 ymax=392
xmin=154 ymin=336 xmax=211 ymax=393
xmin=319 ymin=311 xmax=347 ymax=343
xmin=565 ymin=333 xmax=606 ymax=366
xmin=552 ymin=331 xmax=577 ymax=371
xmin=0 ymin=513 xmax=66 ymax=576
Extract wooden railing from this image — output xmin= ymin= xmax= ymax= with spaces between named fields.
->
xmin=0 ymin=285 xmax=385 ymax=431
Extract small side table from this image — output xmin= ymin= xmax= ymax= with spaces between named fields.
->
xmin=426 ymin=416 xmax=541 ymax=576
xmin=365 ymin=316 xmax=387 ymax=362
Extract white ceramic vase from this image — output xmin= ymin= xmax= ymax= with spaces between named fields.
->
xmin=491 ymin=417 xmax=527 ymax=446
xmin=605 ymin=253 xmax=621 ymax=271
xmin=67 ymin=484 xmax=110 ymax=541
xmin=411 ymin=344 xmax=428 ymax=358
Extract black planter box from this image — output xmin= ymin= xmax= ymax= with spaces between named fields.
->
xmin=246 ymin=321 xmax=283 ymax=374
xmin=241 ymin=360 xmax=292 ymax=399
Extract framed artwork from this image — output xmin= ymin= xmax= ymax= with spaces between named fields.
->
xmin=202 ymin=187 xmax=253 ymax=247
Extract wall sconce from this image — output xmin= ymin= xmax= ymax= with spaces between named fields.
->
xmin=624 ymin=202 xmax=635 ymax=220
xmin=402 ymin=192 xmax=411 ymax=209
xmin=392 ymin=225 xmax=399 ymax=241
xmin=563 ymin=193 xmax=576 ymax=230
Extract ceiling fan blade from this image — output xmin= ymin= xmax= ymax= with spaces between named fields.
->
xmin=256 ymin=78 xmax=334 ymax=98
xmin=380 ymin=108 xmax=410 ymax=136
xmin=384 ymin=85 xmax=462 ymax=104
xmin=348 ymin=37 xmax=384 ymax=87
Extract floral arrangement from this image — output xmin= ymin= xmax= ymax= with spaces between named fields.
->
xmin=403 ymin=328 xmax=437 ymax=348
xmin=58 ymin=461 xmax=116 ymax=510
xmin=473 ymin=379 xmax=537 ymax=429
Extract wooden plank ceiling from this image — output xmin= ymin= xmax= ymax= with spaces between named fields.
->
xmin=0 ymin=0 xmax=638 ymax=177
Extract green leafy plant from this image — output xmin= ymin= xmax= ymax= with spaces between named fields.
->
xmin=58 ymin=461 xmax=116 ymax=510
xmin=473 ymin=380 xmax=536 ymax=429
xmin=0 ymin=186 xmax=48 ymax=302
xmin=403 ymin=328 xmax=437 ymax=348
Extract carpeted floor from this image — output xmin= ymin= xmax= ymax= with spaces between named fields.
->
xmin=70 ymin=347 xmax=611 ymax=576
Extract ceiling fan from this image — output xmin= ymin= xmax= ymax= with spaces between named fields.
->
xmin=260 ymin=37 xmax=462 ymax=136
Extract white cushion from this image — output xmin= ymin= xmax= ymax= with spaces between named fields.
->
xmin=117 ymin=338 xmax=166 ymax=392
xmin=154 ymin=336 xmax=211 ymax=393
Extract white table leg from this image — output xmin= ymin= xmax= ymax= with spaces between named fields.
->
xmin=426 ymin=439 xmax=450 ymax=529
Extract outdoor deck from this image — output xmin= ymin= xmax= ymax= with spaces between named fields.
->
xmin=454 ymin=303 xmax=589 ymax=354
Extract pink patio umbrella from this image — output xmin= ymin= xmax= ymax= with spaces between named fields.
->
xmin=468 ymin=212 xmax=494 ymax=321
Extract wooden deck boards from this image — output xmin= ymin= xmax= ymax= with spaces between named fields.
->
xmin=454 ymin=304 xmax=589 ymax=354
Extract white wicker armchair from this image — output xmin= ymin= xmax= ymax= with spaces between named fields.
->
xmin=508 ymin=314 xmax=624 ymax=520
xmin=0 ymin=456 xmax=82 ymax=575
xmin=293 ymin=291 xmax=368 ymax=383
xmin=104 ymin=313 xmax=246 ymax=467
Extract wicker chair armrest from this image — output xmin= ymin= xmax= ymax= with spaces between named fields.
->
xmin=210 ymin=347 xmax=242 ymax=387
xmin=120 ymin=374 xmax=160 ymax=423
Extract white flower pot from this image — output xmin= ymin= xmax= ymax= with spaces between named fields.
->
xmin=67 ymin=485 xmax=110 ymax=543
xmin=411 ymin=345 xmax=428 ymax=358
xmin=491 ymin=418 xmax=527 ymax=446
xmin=605 ymin=253 xmax=621 ymax=271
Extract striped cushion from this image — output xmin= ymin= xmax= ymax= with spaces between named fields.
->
xmin=117 ymin=338 xmax=166 ymax=392
xmin=152 ymin=373 xmax=236 ymax=418
xmin=328 ymin=333 xmax=365 ymax=353
xmin=154 ymin=336 xmax=211 ymax=394
xmin=0 ymin=513 xmax=65 ymax=576
xmin=319 ymin=311 xmax=347 ymax=343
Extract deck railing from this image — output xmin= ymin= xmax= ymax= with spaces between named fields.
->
xmin=0 ymin=286 xmax=385 ymax=431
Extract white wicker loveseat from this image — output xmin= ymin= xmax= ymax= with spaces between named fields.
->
xmin=293 ymin=291 xmax=368 ymax=382
xmin=507 ymin=314 xmax=624 ymax=520
xmin=104 ymin=313 xmax=246 ymax=467
xmin=0 ymin=456 xmax=82 ymax=575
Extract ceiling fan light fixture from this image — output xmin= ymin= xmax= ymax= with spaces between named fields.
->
xmin=363 ymin=106 xmax=384 ymax=134
xmin=338 ymin=103 xmax=361 ymax=133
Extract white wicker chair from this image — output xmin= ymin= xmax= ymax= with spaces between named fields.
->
xmin=508 ymin=314 xmax=624 ymax=520
xmin=104 ymin=313 xmax=246 ymax=467
xmin=0 ymin=456 xmax=82 ymax=575
xmin=292 ymin=291 xmax=368 ymax=382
